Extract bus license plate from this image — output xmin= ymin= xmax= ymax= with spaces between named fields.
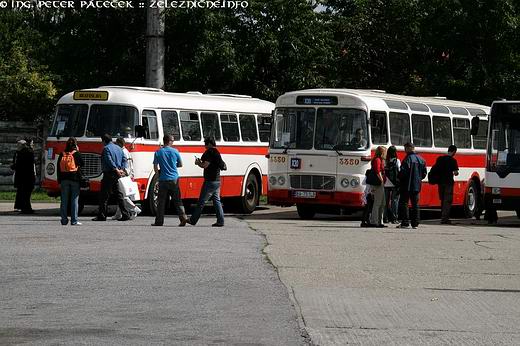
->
xmin=493 ymin=198 xmax=502 ymax=204
xmin=293 ymin=191 xmax=316 ymax=199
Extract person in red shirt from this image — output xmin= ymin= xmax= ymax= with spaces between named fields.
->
xmin=370 ymin=146 xmax=387 ymax=227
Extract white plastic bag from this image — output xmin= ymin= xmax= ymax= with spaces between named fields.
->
xmin=118 ymin=176 xmax=139 ymax=199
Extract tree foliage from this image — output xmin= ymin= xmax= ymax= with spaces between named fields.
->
xmin=0 ymin=0 xmax=519 ymax=122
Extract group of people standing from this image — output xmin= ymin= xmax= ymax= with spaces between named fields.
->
xmin=54 ymin=134 xmax=224 ymax=227
xmin=362 ymin=142 xmax=459 ymax=229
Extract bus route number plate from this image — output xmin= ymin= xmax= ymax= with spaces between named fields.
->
xmin=290 ymin=158 xmax=301 ymax=169
xmin=293 ymin=191 xmax=316 ymax=199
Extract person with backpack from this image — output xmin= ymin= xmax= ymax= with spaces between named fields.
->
xmin=57 ymin=137 xmax=84 ymax=225
xmin=384 ymin=146 xmax=401 ymax=224
xmin=397 ymin=143 xmax=427 ymax=229
xmin=187 ymin=137 xmax=226 ymax=227
xmin=432 ymin=145 xmax=459 ymax=224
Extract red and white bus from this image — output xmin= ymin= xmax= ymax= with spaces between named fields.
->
xmin=42 ymin=86 xmax=274 ymax=214
xmin=484 ymin=100 xmax=520 ymax=219
xmin=268 ymin=89 xmax=489 ymax=219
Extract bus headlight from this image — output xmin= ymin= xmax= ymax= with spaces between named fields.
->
xmin=277 ymin=176 xmax=286 ymax=185
xmin=341 ymin=178 xmax=350 ymax=188
xmin=269 ymin=176 xmax=277 ymax=186
xmin=350 ymin=177 xmax=360 ymax=187
xmin=46 ymin=163 xmax=55 ymax=176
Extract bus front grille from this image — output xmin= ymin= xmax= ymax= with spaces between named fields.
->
xmin=81 ymin=153 xmax=102 ymax=178
xmin=290 ymin=175 xmax=335 ymax=190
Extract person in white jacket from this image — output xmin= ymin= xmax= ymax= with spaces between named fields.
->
xmin=112 ymin=137 xmax=141 ymax=219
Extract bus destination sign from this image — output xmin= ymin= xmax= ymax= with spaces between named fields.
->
xmin=296 ymin=95 xmax=338 ymax=106
xmin=73 ymin=90 xmax=109 ymax=101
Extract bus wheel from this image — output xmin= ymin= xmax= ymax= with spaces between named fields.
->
xmin=516 ymin=210 xmax=520 ymax=220
xmin=464 ymin=180 xmax=478 ymax=218
xmin=297 ymin=204 xmax=315 ymax=220
xmin=145 ymin=175 xmax=159 ymax=216
xmin=236 ymin=173 xmax=259 ymax=214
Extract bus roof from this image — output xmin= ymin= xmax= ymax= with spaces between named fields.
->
xmin=277 ymin=88 xmax=489 ymax=114
xmin=58 ymin=86 xmax=275 ymax=114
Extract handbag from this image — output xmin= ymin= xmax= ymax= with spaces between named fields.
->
xmin=365 ymin=169 xmax=381 ymax=186
xmin=118 ymin=176 xmax=139 ymax=198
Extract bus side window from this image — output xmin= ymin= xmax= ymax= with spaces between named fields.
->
xmin=453 ymin=118 xmax=471 ymax=149
xmin=473 ymin=119 xmax=488 ymax=149
xmin=180 ymin=111 xmax=202 ymax=141
xmin=221 ymin=113 xmax=240 ymax=142
xmin=142 ymin=110 xmax=159 ymax=140
xmin=201 ymin=112 xmax=221 ymax=141
xmin=389 ymin=112 xmax=411 ymax=146
xmin=411 ymin=114 xmax=432 ymax=147
xmin=257 ymin=114 xmax=271 ymax=142
xmin=161 ymin=110 xmax=181 ymax=141
xmin=433 ymin=116 xmax=452 ymax=148
xmin=239 ymin=114 xmax=258 ymax=142
xmin=370 ymin=111 xmax=388 ymax=144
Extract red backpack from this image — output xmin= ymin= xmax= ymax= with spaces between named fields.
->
xmin=60 ymin=151 xmax=78 ymax=172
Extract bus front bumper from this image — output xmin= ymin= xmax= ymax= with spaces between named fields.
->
xmin=268 ymin=189 xmax=364 ymax=208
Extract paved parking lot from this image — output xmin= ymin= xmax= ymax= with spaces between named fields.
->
xmin=1 ymin=202 xmax=520 ymax=345
xmin=242 ymin=208 xmax=520 ymax=345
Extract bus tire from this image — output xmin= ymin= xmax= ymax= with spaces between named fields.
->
xmin=464 ymin=180 xmax=478 ymax=218
xmin=236 ymin=173 xmax=259 ymax=214
xmin=297 ymin=204 xmax=316 ymax=220
xmin=145 ymin=174 xmax=159 ymax=216
xmin=516 ymin=210 xmax=520 ymax=220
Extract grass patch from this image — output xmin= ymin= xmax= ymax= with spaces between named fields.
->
xmin=260 ymin=195 xmax=268 ymax=205
xmin=0 ymin=189 xmax=60 ymax=202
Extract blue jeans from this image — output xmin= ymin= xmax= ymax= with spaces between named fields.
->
xmin=60 ymin=180 xmax=80 ymax=225
xmin=189 ymin=181 xmax=224 ymax=225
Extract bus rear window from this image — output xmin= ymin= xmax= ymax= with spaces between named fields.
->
xmin=51 ymin=104 xmax=88 ymax=137
xmin=86 ymin=105 xmax=138 ymax=138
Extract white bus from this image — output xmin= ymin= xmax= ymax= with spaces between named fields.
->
xmin=268 ymin=89 xmax=489 ymax=219
xmin=484 ymin=101 xmax=520 ymax=219
xmin=42 ymin=86 xmax=274 ymax=214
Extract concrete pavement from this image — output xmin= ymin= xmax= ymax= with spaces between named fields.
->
xmin=242 ymin=209 xmax=520 ymax=345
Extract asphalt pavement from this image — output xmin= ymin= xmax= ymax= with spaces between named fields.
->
xmin=0 ymin=203 xmax=307 ymax=345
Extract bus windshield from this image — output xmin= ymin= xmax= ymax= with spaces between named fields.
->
xmin=86 ymin=105 xmax=138 ymax=138
xmin=50 ymin=104 xmax=88 ymax=137
xmin=315 ymin=108 xmax=368 ymax=151
xmin=490 ymin=116 xmax=520 ymax=171
xmin=271 ymin=108 xmax=315 ymax=149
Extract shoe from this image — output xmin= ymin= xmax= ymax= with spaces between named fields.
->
xmin=111 ymin=215 xmax=121 ymax=220
xmin=92 ymin=216 xmax=106 ymax=221
xmin=186 ymin=219 xmax=195 ymax=226
xmin=212 ymin=223 xmax=224 ymax=227
xmin=71 ymin=222 xmax=82 ymax=226
xmin=391 ymin=220 xmax=399 ymax=224
xmin=178 ymin=216 xmax=188 ymax=227
xmin=396 ymin=224 xmax=410 ymax=229
xmin=20 ymin=209 xmax=35 ymax=214
xmin=412 ymin=226 xmax=418 ymax=229
xmin=376 ymin=224 xmax=388 ymax=228
xmin=151 ymin=223 xmax=162 ymax=226
xmin=134 ymin=206 xmax=142 ymax=215
xmin=118 ymin=216 xmax=131 ymax=221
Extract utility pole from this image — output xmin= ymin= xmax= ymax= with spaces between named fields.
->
xmin=145 ymin=2 xmax=165 ymax=89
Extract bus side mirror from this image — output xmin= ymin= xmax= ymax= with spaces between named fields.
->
xmin=135 ymin=125 xmax=146 ymax=138
xmin=470 ymin=117 xmax=480 ymax=136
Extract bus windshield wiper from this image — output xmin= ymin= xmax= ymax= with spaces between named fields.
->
xmin=282 ymin=145 xmax=289 ymax=154
xmin=332 ymin=144 xmax=344 ymax=156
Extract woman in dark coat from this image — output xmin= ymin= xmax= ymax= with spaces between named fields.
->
xmin=13 ymin=138 xmax=36 ymax=214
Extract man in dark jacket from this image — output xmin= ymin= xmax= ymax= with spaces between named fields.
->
xmin=92 ymin=134 xmax=131 ymax=221
xmin=397 ymin=142 xmax=427 ymax=229
xmin=435 ymin=145 xmax=459 ymax=224
xmin=13 ymin=138 xmax=36 ymax=214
